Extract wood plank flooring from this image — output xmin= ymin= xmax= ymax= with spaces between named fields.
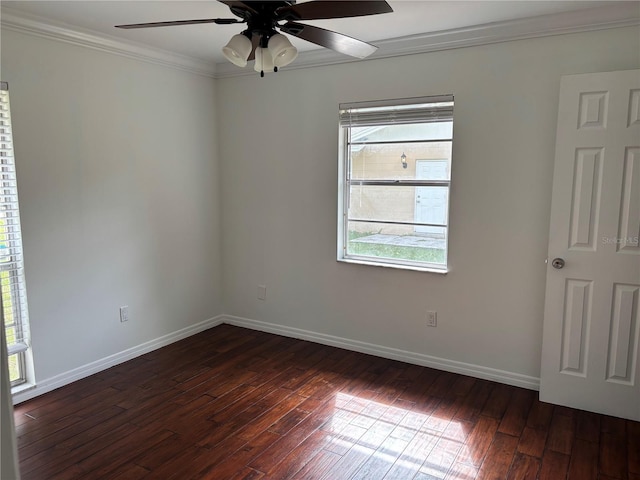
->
xmin=13 ymin=325 xmax=640 ymax=479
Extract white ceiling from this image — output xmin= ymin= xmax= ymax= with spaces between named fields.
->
xmin=1 ymin=0 xmax=631 ymax=65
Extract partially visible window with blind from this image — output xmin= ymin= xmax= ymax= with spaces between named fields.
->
xmin=1 ymin=82 xmax=32 ymax=388
xmin=338 ymin=95 xmax=455 ymax=272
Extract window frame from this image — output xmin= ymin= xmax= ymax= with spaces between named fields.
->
xmin=1 ymin=81 xmax=33 ymax=390
xmin=337 ymin=95 xmax=454 ymax=273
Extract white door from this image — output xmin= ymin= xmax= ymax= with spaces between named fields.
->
xmin=415 ymin=160 xmax=448 ymax=235
xmin=540 ymin=69 xmax=640 ymax=421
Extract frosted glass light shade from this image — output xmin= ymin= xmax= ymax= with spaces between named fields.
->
xmin=268 ymin=33 xmax=298 ymax=67
xmin=254 ymin=47 xmax=274 ymax=73
xmin=222 ymin=34 xmax=252 ymax=67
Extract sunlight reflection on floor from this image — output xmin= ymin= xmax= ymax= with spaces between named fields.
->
xmin=321 ymin=392 xmax=475 ymax=479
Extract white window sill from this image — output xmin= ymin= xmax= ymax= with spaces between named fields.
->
xmin=338 ymin=257 xmax=448 ymax=274
xmin=11 ymin=381 xmax=36 ymax=397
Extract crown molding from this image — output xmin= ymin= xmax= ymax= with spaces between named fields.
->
xmin=2 ymin=4 xmax=638 ymax=80
xmin=0 ymin=9 xmax=217 ymax=78
xmin=215 ymin=3 xmax=640 ymax=78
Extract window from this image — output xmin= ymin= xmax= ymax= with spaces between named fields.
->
xmin=1 ymin=82 xmax=32 ymax=387
xmin=338 ymin=95 xmax=454 ymax=272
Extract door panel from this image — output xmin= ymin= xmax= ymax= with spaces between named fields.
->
xmin=541 ymin=69 xmax=640 ymax=421
xmin=607 ymin=284 xmax=639 ymax=384
xmin=415 ymin=160 xmax=448 ymax=235
xmin=560 ymin=278 xmax=591 ymax=376
xmin=618 ymin=147 xmax=640 ymax=253
xmin=568 ymin=148 xmax=602 ymax=250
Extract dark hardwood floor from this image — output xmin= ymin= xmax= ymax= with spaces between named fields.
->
xmin=13 ymin=325 xmax=640 ymax=479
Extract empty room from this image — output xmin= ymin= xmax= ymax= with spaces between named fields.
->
xmin=1 ymin=1 xmax=639 ymax=479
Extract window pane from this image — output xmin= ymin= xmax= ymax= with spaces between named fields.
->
xmin=4 ymin=326 xmax=16 ymax=345
xmin=350 ymin=185 xmax=416 ymax=224
xmin=350 ymin=142 xmax=451 ymax=181
xmin=349 ymin=185 xmax=448 ymax=226
xmin=340 ymin=95 xmax=454 ymax=271
xmin=347 ymin=221 xmax=447 ymax=266
xmin=1 ymin=269 xmax=19 ymax=348
xmin=351 ymin=121 xmax=452 ymax=142
xmin=8 ymin=353 xmax=21 ymax=383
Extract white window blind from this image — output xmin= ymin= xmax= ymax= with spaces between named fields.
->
xmin=0 ymin=82 xmax=31 ymax=359
xmin=339 ymin=95 xmax=454 ymax=127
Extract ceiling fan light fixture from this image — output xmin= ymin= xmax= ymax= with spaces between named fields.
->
xmin=115 ymin=1 xmax=393 ymax=74
xmin=268 ymin=33 xmax=298 ymax=68
xmin=254 ymin=47 xmax=274 ymax=75
xmin=222 ymin=33 xmax=252 ymax=67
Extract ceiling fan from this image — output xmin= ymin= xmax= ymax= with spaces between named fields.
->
xmin=116 ymin=1 xmax=393 ymax=76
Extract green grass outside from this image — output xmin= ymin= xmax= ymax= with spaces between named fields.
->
xmin=348 ymin=231 xmax=446 ymax=264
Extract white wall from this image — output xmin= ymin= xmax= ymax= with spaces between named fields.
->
xmin=0 ymin=30 xmax=222 ymax=384
xmin=217 ymin=26 xmax=640 ymax=381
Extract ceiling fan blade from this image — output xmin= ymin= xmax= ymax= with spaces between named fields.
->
xmin=115 ymin=18 xmax=240 ymax=29
xmin=218 ymin=0 xmax=258 ymax=17
xmin=277 ymin=1 xmax=392 ymax=21
xmin=280 ymin=22 xmax=377 ymax=59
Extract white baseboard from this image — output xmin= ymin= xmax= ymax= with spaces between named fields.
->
xmin=12 ymin=315 xmax=224 ymax=405
xmin=221 ymin=315 xmax=541 ymax=391
xmin=13 ymin=313 xmax=540 ymax=405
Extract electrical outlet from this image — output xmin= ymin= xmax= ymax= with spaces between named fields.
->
xmin=119 ymin=305 xmax=129 ymax=323
xmin=257 ymin=285 xmax=267 ymax=301
xmin=426 ymin=310 xmax=437 ymax=327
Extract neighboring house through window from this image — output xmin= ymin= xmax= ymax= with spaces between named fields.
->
xmin=1 ymin=82 xmax=32 ymax=388
xmin=338 ymin=95 xmax=454 ymax=272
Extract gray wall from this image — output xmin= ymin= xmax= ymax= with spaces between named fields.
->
xmin=1 ymin=29 xmax=223 ymax=384
xmin=217 ymin=26 xmax=640 ymax=381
